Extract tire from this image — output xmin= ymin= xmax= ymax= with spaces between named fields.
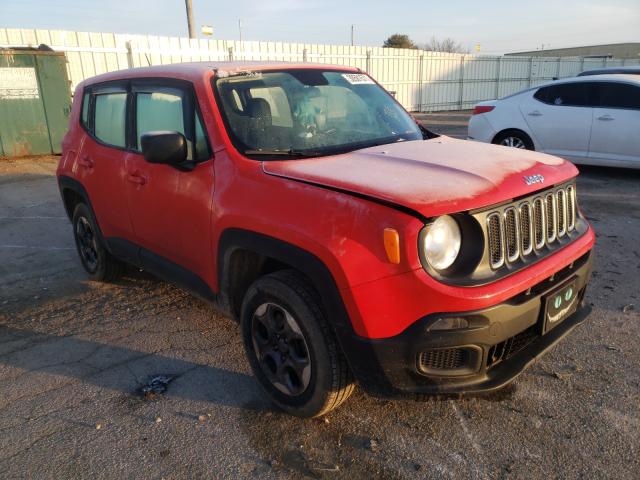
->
xmin=493 ymin=130 xmax=534 ymax=150
xmin=72 ymin=203 xmax=123 ymax=281
xmin=240 ymin=270 xmax=355 ymax=417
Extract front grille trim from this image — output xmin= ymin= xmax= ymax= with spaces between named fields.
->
xmin=504 ymin=207 xmax=520 ymax=263
xmin=557 ymin=189 xmax=567 ymax=237
xmin=533 ymin=197 xmax=546 ymax=250
xmin=567 ymin=185 xmax=576 ymax=231
xmin=486 ymin=212 xmax=505 ymax=269
xmin=545 ymin=192 xmax=557 ymax=243
xmin=481 ymin=183 xmax=579 ymax=271
xmin=519 ymin=202 xmax=534 ymax=256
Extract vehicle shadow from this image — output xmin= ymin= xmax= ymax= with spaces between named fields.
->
xmin=0 ymin=324 xmax=264 ymax=411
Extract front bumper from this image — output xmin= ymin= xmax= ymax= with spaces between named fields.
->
xmin=344 ymin=250 xmax=593 ymax=399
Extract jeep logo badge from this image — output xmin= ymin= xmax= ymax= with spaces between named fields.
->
xmin=524 ymin=174 xmax=544 ymax=186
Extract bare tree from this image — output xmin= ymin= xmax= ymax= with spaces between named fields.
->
xmin=420 ymin=36 xmax=467 ymax=53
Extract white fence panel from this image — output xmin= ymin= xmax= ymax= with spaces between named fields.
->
xmin=2 ymin=28 xmax=639 ymax=111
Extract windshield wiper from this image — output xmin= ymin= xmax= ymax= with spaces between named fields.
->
xmin=243 ymin=148 xmax=322 ymax=158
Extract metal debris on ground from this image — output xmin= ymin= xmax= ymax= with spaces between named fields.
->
xmin=622 ymin=304 xmax=634 ymax=313
xmin=139 ymin=375 xmax=175 ymax=399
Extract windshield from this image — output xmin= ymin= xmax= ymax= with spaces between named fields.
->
xmin=213 ymin=69 xmax=424 ymax=157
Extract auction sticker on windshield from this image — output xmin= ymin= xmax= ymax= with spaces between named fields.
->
xmin=342 ymin=73 xmax=375 ymax=85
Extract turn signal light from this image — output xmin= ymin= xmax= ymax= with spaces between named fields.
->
xmin=472 ymin=105 xmax=495 ymax=115
xmin=429 ymin=317 xmax=470 ymax=331
xmin=383 ymin=228 xmax=400 ymax=264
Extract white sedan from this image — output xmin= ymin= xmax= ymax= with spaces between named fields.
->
xmin=467 ymin=74 xmax=640 ymax=168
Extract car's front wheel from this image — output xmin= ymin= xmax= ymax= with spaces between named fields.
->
xmin=72 ymin=203 xmax=123 ymax=281
xmin=493 ymin=130 xmax=534 ymax=150
xmin=240 ymin=270 xmax=355 ymax=417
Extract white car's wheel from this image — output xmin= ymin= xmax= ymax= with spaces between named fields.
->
xmin=493 ymin=130 xmax=534 ymax=150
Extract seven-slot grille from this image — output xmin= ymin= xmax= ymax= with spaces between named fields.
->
xmin=486 ymin=185 xmax=577 ymax=269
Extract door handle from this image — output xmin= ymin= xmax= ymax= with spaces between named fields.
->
xmin=78 ymin=156 xmax=94 ymax=168
xmin=597 ymin=115 xmax=614 ymax=121
xmin=127 ymin=173 xmax=147 ymax=186
xmin=528 ymin=111 xmax=543 ymax=117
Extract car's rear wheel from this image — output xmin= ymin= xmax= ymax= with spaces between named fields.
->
xmin=240 ymin=270 xmax=355 ymax=417
xmin=72 ymin=203 xmax=123 ymax=281
xmin=493 ymin=130 xmax=534 ymax=150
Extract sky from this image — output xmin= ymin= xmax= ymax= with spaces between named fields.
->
xmin=1 ymin=0 xmax=639 ymax=55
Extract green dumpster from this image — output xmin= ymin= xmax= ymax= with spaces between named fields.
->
xmin=0 ymin=49 xmax=71 ymax=157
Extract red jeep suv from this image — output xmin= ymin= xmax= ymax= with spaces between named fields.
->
xmin=57 ymin=62 xmax=595 ymax=417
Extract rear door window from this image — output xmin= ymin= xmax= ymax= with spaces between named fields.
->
xmin=94 ymin=92 xmax=127 ymax=147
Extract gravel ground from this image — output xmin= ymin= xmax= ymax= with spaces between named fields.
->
xmin=1 ymin=118 xmax=639 ymax=479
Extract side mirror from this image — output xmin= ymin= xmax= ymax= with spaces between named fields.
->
xmin=140 ymin=131 xmax=187 ymax=167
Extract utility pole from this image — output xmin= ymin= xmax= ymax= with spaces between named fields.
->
xmin=239 ymin=19 xmax=243 ymax=42
xmin=185 ymin=0 xmax=196 ymax=39
xmin=351 ymin=24 xmax=354 ymax=46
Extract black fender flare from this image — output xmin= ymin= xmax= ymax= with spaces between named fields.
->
xmin=216 ymin=228 xmax=394 ymax=394
xmin=217 ymin=228 xmax=347 ymax=321
xmin=58 ymin=175 xmax=94 ymax=221
xmin=57 ymin=175 xmax=111 ymax=252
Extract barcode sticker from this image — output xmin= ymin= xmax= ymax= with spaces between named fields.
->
xmin=341 ymin=73 xmax=375 ymax=85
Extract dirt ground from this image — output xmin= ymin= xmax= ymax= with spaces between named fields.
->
xmin=1 ymin=119 xmax=639 ymax=479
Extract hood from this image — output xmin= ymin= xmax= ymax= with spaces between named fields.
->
xmin=262 ymin=136 xmax=578 ymax=218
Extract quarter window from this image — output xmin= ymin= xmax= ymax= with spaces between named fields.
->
xmin=94 ymin=92 xmax=127 ymax=147
xmin=195 ymin=115 xmax=209 ymax=160
xmin=534 ymin=83 xmax=590 ymax=107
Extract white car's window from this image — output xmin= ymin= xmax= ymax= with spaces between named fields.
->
xmin=534 ymin=83 xmax=590 ymax=107
xmin=594 ymin=82 xmax=640 ymax=109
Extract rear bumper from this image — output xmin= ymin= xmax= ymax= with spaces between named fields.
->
xmin=466 ymin=114 xmax=496 ymax=143
xmin=343 ymin=250 xmax=593 ymax=399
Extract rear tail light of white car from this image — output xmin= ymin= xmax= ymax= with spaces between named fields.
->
xmin=472 ymin=105 xmax=495 ymax=115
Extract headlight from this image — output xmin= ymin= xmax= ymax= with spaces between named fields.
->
xmin=422 ymin=215 xmax=461 ymax=271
